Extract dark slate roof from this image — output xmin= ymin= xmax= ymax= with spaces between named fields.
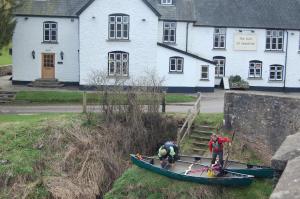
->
xmin=15 ymin=0 xmax=300 ymax=30
xmin=157 ymin=42 xmax=215 ymax=64
xmin=14 ymin=0 xmax=88 ymax=17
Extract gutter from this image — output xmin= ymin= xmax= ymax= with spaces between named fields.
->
xmin=284 ymin=30 xmax=288 ymax=92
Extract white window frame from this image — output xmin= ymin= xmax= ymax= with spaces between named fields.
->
xmin=213 ymin=57 xmax=225 ymax=77
xmin=108 ymin=52 xmax=129 ymax=77
xmin=161 ymin=0 xmax=172 ymax=5
xmin=108 ymin=14 xmax=129 ymax=40
xmin=249 ymin=61 xmax=262 ymax=78
xmin=163 ymin=22 xmax=176 ymax=43
xmin=266 ymin=30 xmax=284 ymax=51
xmin=169 ymin=57 xmax=184 ymax=73
xmin=269 ymin=65 xmax=283 ymax=81
xmin=43 ymin=21 xmax=57 ymax=42
xmin=213 ymin=28 xmax=226 ymax=49
xmin=201 ymin=65 xmax=209 ymax=80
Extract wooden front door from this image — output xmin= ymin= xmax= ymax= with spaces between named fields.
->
xmin=41 ymin=53 xmax=55 ymax=79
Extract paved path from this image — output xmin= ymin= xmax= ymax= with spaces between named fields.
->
xmin=0 ymin=100 xmax=224 ymax=114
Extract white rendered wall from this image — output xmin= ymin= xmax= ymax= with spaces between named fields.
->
xmin=12 ymin=17 xmax=79 ymax=82
xmin=157 ymin=46 xmax=215 ymax=88
xmin=79 ymin=0 xmax=159 ymax=85
xmin=285 ymin=31 xmax=300 ymax=89
xmin=159 ymin=21 xmax=300 ymax=88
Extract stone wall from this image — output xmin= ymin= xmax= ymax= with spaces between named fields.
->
xmin=0 ymin=65 xmax=12 ymax=76
xmin=224 ymin=91 xmax=300 ymax=162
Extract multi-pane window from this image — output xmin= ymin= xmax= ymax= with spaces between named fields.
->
xmin=43 ymin=22 xmax=57 ymax=42
xmin=249 ymin=61 xmax=262 ymax=78
xmin=213 ymin=28 xmax=226 ymax=49
xmin=109 ymin=14 xmax=129 ymax=40
xmin=269 ymin=65 xmax=283 ymax=81
xmin=169 ymin=57 xmax=184 ymax=73
xmin=108 ymin=51 xmax=129 ymax=76
xmin=213 ymin=56 xmax=225 ymax=77
xmin=163 ymin=22 xmax=176 ymax=43
xmin=201 ymin=66 xmax=209 ymax=80
xmin=161 ymin=0 xmax=172 ymax=4
xmin=266 ymin=30 xmax=284 ymax=51
xmin=43 ymin=54 xmax=55 ymax=67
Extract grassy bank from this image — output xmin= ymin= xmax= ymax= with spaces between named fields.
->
xmin=105 ymin=113 xmax=274 ymax=199
xmin=15 ymin=91 xmax=196 ymax=104
xmin=0 ymin=44 xmax=12 ymax=66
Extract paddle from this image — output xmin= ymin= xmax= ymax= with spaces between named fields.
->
xmin=223 ymin=130 xmax=235 ymax=169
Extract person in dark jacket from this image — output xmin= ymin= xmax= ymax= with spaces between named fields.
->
xmin=208 ymin=133 xmax=231 ymax=168
xmin=158 ymin=141 xmax=179 ymax=169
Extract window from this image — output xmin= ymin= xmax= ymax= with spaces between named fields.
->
xmin=266 ymin=30 xmax=284 ymax=51
xmin=109 ymin=14 xmax=129 ymax=40
xmin=213 ymin=28 xmax=226 ymax=49
xmin=108 ymin=51 xmax=129 ymax=76
xmin=213 ymin=56 xmax=225 ymax=77
xmin=201 ymin=65 xmax=209 ymax=80
xmin=43 ymin=22 xmax=57 ymax=42
xmin=169 ymin=57 xmax=184 ymax=73
xmin=249 ymin=60 xmax=262 ymax=78
xmin=163 ymin=22 xmax=176 ymax=43
xmin=269 ymin=65 xmax=283 ymax=81
xmin=161 ymin=0 xmax=172 ymax=5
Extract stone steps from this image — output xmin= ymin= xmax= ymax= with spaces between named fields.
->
xmin=188 ymin=125 xmax=215 ymax=155
xmin=28 ymin=79 xmax=64 ymax=88
xmin=0 ymin=91 xmax=16 ymax=104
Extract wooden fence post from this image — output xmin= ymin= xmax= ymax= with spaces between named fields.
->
xmin=83 ymin=91 xmax=87 ymax=113
xmin=161 ymin=91 xmax=166 ymax=113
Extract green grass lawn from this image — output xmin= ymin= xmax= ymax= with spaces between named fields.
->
xmin=0 ymin=113 xmax=78 ymax=198
xmin=106 ymin=166 xmax=273 ymax=199
xmin=0 ymin=44 xmax=12 ymax=66
xmin=15 ymin=91 xmax=196 ymax=104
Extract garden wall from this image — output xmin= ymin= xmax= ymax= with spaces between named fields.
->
xmin=224 ymin=91 xmax=300 ymax=162
xmin=0 ymin=65 xmax=12 ymax=76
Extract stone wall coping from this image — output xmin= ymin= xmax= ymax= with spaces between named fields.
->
xmin=270 ymin=156 xmax=300 ymax=199
xmin=271 ymin=132 xmax=300 ymax=171
xmin=225 ymin=91 xmax=300 ymax=100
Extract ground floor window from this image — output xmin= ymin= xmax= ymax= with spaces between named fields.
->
xmin=201 ymin=65 xmax=209 ymax=80
xmin=169 ymin=57 xmax=184 ymax=73
xmin=213 ymin=56 xmax=225 ymax=77
xmin=249 ymin=60 xmax=262 ymax=78
xmin=108 ymin=51 xmax=129 ymax=76
xmin=269 ymin=65 xmax=283 ymax=81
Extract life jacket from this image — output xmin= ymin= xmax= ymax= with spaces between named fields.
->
xmin=211 ymin=138 xmax=224 ymax=152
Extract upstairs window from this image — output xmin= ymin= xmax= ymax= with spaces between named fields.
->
xmin=266 ymin=30 xmax=284 ymax=51
xmin=108 ymin=51 xmax=129 ymax=77
xmin=163 ymin=22 xmax=176 ymax=43
xmin=109 ymin=14 xmax=129 ymax=40
xmin=169 ymin=57 xmax=184 ymax=73
xmin=213 ymin=56 xmax=225 ymax=77
xmin=43 ymin=22 xmax=57 ymax=42
xmin=249 ymin=60 xmax=262 ymax=78
xmin=161 ymin=0 xmax=172 ymax=5
xmin=269 ymin=65 xmax=283 ymax=81
xmin=213 ymin=28 xmax=226 ymax=49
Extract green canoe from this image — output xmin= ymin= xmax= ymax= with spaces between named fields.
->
xmin=130 ymin=154 xmax=254 ymax=187
xmin=180 ymin=155 xmax=274 ymax=178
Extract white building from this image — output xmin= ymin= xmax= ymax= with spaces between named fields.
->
xmin=12 ymin=0 xmax=300 ymax=92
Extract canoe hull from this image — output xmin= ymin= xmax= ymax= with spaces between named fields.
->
xmin=131 ymin=155 xmax=253 ymax=187
xmin=180 ymin=155 xmax=274 ymax=178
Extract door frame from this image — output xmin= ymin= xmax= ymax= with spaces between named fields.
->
xmin=41 ymin=53 xmax=55 ymax=79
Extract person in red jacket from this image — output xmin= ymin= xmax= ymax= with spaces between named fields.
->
xmin=208 ymin=133 xmax=231 ymax=168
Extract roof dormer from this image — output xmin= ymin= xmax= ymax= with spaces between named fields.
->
xmin=161 ymin=0 xmax=174 ymax=6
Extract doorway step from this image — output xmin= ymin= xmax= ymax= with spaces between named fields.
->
xmin=28 ymin=79 xmax=64 ymax=88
